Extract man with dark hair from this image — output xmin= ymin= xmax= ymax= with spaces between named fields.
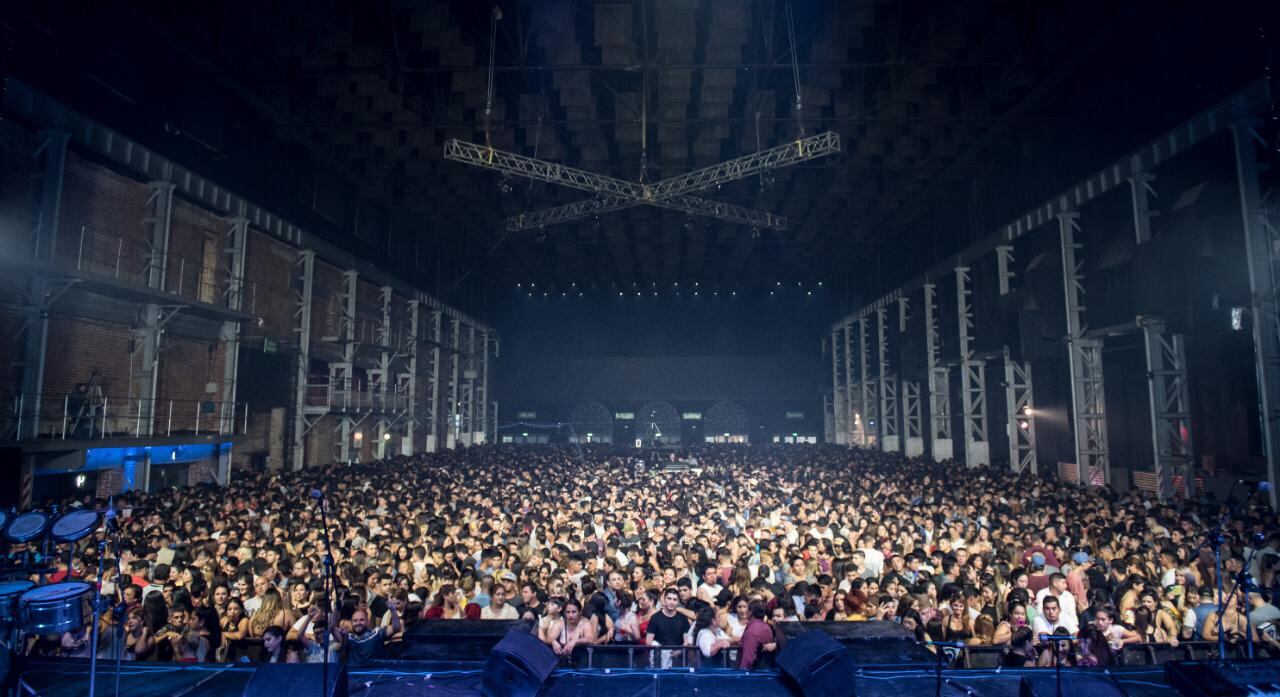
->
xmin=646 ymin=587 xmax=692 ymax=668
xmin=738 ymin=601 xmax=777 ymax=670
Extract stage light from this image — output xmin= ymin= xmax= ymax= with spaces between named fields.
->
xmin=807 ymin=291 xmax=812 ymax=296
xmin=818 ymin=281 xmax=823 ymax=286
xmin=1232 ymin=307 xmax=1245 ymax=331
xmin=383 ymin=433 xmax=391 ymax=441
xmin=1019 ymin=420 xmax=1030 ymax=431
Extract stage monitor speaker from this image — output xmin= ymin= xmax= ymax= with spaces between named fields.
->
xmin=1018 ymin=670 xmax=1129 ymax=697
xmin=776 ymin=630 xmax=857 ymax=697
xmin=483 ymin=627 xmax=559 ymax=697
xmin=241 ymin=663 xmax=347 ymax=697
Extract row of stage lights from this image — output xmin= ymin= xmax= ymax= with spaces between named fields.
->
xmin=517 ymin=281 xmax=824 ymax=297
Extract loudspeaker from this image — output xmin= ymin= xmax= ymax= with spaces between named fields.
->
xmin=776 ymin=630 xmax=857 ymax=697
xmin=241 ymin=663 xmax=347 ymax=697
xmin=1018 ymin=671 xmax=1128 ymax=697
xmin=483 ymin=628 xmax=559 ymax=697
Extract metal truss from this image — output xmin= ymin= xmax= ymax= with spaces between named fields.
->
xmin=446 ymin=318 xmax=461 ymax=449
xmin=842 ymin=325 xmax=856 ymax=443
xmin=445 ymin=132 xmax=839 ymax=231
xmin=1003 ymin=348 xmax=1037 ymax=475
xmin=424 ymin=306 xmax=443 ymax=452
xmin=1129 ymin=172 xmax=1157 ymax=245
xmin=372 ymin=286 xmax=394 ymax=458
xmin=399 ymin=299 xmax=419 ymax=456
xmin=476 ymin=329 xmax=491 ymax=444
xmin=291 ymin=250 xmax=315 ymax=470
xmin=876 ymin=308 xmax=899 ymax=451
xmin=1139 ymin=318 xmax=1193 ymax=500
xmin=219 ymin=217 xmax=248 ymax=441
xmin=923 ymin=283 xmax=952 ymax=460
xmin=829 ymin=328 xmax=847 ymax=445
xmin=142 ymin=181 xmax=175 ymax=291
xmin=331 ymin=269 xmax=360 ymax=463
xmin=955 ymin=266 xmax=989 ymax=467
xmin=1059 ymin=212 xmax=1109 ymax=485
xmin=996 ymin=245 xmax=1014 ymax=295
xmin=1233 ymin=123 xmax=1280 ymax=509
xmin=903 ymin=381 xmax=923 ymax=457
xmin=507 ymin=194 xmax=786 ymax=231
xmin=858 ymin=316 xmax=876 ymax=447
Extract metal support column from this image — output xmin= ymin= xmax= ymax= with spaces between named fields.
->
xmin=956 ymin=266 xmax=989 ymax=467
xmin=1003 ymin=347 xmax=1037 ymax=475
xmin=217 ymin=216 xmax=247 ymax=483
xmin=133 ymin=179 xmax=177 ymax=437
xmin=400 ymin=299 xmax=420 ymax=455
xmin=425 ymin=306 xmax=443 ymax=452
xmin=996 ymin=246 xmax=1014 ymax=295
xmin=924 ymin=283 xmax=952 ymax=460
xmin=1129 ymin=171 xmax=1157 ymax=245
xmin=332 ymin=270 xmax=359 ymax=463
xmin=372 ymin=285 xmax=394 ymax=459
xmin=477 ymin=329 xmax=490 ymax=444
xmin=842 ymin=325 xmax=856 ymax=444
xmin=903 ymin=381 xmax=923 ymax=457
xmin=291 ymin=250 xmax=315 ymax=470
xmin=877 ymin=308 xmax=899 ymax=452
xmin=858 ymin=316 xmax=877 ymax=447
xmin=459 ymin=323 xmax=476 ymax=446
xmin=829 ymin=329 xmax=846 ymax=445
xmin=446 ymin=318 xmax=461 ymax=449
xmin=1059 ymin=212 xmax=1109 ymax=485
xmin=16 ymin=131 xmax=68 ymax=440
xmin=1233 ymin=123 xmax=1280 ymax=509
xmin=1139 ymin=318 xmax=1194 ymax=500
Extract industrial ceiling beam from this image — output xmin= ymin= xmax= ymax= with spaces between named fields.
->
xmin=506 ymin=194 xmax=787 ymax=231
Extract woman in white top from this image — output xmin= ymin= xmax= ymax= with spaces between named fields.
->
xmin=720 ymin=595 xmax=750 ymax=644
xmin=538 ymin=597 xmax=563 ymax=647
xmin=695 ymin=606 xmax=732 ymax=666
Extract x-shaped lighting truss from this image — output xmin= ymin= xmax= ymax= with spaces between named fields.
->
xmin=443 ymin=131 xmax=840 ymax=232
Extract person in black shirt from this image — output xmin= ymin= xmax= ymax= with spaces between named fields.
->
xmin=645 ymin=588 xmax=692 ymax=668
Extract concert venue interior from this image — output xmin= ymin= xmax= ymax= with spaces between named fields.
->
xmin=0 ymin=1 xmax=1279 ymax=696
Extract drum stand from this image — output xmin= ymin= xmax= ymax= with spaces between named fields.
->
xmin=87 ymin=540 xmax=106 ymax=697
xmin=87 ymin=512 xmax=125 ymax=697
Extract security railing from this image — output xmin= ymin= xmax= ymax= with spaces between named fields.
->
xmin=49 ymin=225 xmax=256 ymax=313
xmin=303 ymin=383 xmax=410 ymax=414
xmin=0 ymin=392 xmax=247 ymax=441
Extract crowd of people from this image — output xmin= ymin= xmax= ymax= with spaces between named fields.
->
xmin=13 ymin=444 xmax=1280 ymax=670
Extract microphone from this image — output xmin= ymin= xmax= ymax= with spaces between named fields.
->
xmin=1038 ymin=634 xmax=1075 ymax=642
xmin=944 ymin=678 xmax=976 ymax=696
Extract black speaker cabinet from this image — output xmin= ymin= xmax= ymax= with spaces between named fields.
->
xmin=483 ymin=628 xmax=559 ymax=697
xmin=242 ymin=663 xmax=347 ymax=697
xmin=776 ymin=630 xmax=857 ymax=697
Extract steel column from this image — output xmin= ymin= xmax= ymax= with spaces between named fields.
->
xmin=1130 ymin=171 xmax=1157 ymax=245
xmin=425 ymin=307 xmax=443 ymax=452
xmin=842 ymin=325 xmax=856 ymax=444
xmin=446 ymin=318 xmax=461 ymax=449
xmin=1233 ymin=123 xmax=1280 ymax=509
xmin=956 ymin=266 xmax=989 ymax=466
xmin=332 ymin=269 xmax=359 ymax=463
xmin=924 ymin=283 xmax=952 ymax=460
xmin=291 ymin=250 xmax=315 ymax=470
xmin=16 ymin=131 xmax=68 ymax=440
xmin=400 ymin=299 xmax=420 ymax=455
xmin=477 ymin=329 xmax=490 ymax=444
xmin=459 ymin=323 xmax=476 ymax=446
xmin=219 ymin=217 xmax=248 ymax=448
xmin=1059 ymin=212 xmax=1109 ymax=485
xmin=829 ymin=329 xmax=846 ymax=445
xmin=858 ymin=316 xmax=876 ymax=446
xmin=996 ymin=246 xmax=1014 ymax=295
xmin=373 ymin=285 xmax=394 ymax=459
xmin=903 ymin=381 xmax=923 ymax=457
xmin=133 ymin=179 xmax=177 ymax=437
xmin=1003 ymin=348 xmax=1038 ymax=474
xmin=1139 ymin=318 xmax=1194 ymax=500
xmin=877 ymin=308 xmax=899 ymax=452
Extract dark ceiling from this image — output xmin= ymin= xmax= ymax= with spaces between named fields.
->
xmin=2 ymin=0 xmax=1273 ymax=312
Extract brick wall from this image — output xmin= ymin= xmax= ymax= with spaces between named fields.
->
xmin=0 ymin=121 xmax=37 ymax=254
xmin=156 ymin=336 xmax=224 ymax=432
xmin=56 ymin=152 xmax=151 ymax=283
xmin=43 ymin=315 xmax=135 ymax=402
xmin=243 ymin=230 xmax=297 ymax=341
xmin=167 ymin=198 xmax=225 ymax=304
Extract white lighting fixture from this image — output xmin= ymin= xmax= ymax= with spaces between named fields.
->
xmin=1232 ymin=307 xmax=1245 ymax=331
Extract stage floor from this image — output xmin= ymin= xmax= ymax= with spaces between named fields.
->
xmin=16 ymin=659 xmax=1175 ymax=697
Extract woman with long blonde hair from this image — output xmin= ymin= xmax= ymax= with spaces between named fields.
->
xmin=249 ymin=588 xmax=289 ymax=638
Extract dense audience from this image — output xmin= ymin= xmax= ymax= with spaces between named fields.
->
xmin=13 ymin=444 xmax=1280 ymax=669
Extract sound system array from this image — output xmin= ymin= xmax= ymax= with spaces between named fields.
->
xmin=483 ymin=628 xmax=560 ymax=697
xmin=776 ymin=629 xmax=858 ymax=697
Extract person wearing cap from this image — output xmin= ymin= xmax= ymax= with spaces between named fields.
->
xmin=1026 ymin=554 xmax=1051 ymax=595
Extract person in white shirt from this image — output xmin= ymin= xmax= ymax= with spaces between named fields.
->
xmin=1032 ymin=596 xmax=1075 ymax=641
xmin=1033 ymin=573 xmax=1078 ymax=634
xmin=481 ymin=586 xmax=519 ymax=620
xmin=696 ymin=565 xmax=724 ymax=605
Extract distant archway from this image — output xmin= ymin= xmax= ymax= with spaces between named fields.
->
xmin=638 ymin=401 xmax=680 ymax=445
xmin=569 ymin=401 xmax=614 ymax=443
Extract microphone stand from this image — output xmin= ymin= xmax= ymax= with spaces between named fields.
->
xmin=87 ymin=538 xmax=107 ymax=697
xmin=315 ymin=489 xmax=337 ymax=697
xmin=109 ymin=517 xmax=126 ymax=697
xmin=1239 ymin=538 xmax=1264 ymax=659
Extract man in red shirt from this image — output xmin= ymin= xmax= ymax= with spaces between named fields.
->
xmin=738 ymin=601 xmax=777 ymax=670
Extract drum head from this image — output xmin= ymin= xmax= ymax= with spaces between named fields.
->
xmin=21 ymin=582 xmax=91 ymax=603
xmin=0 ymin=581 xmax=34 ymax=597
xmin=5 ymin=511 xmax=49 ymax=543
xmin=51 ymin=510 xmax=100 ymax=543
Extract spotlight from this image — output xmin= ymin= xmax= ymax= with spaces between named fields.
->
xmin=498 ymin=174 xmax=513 ymax=194
xmin=1232 ymin=307 xmax=1245 ymax=331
